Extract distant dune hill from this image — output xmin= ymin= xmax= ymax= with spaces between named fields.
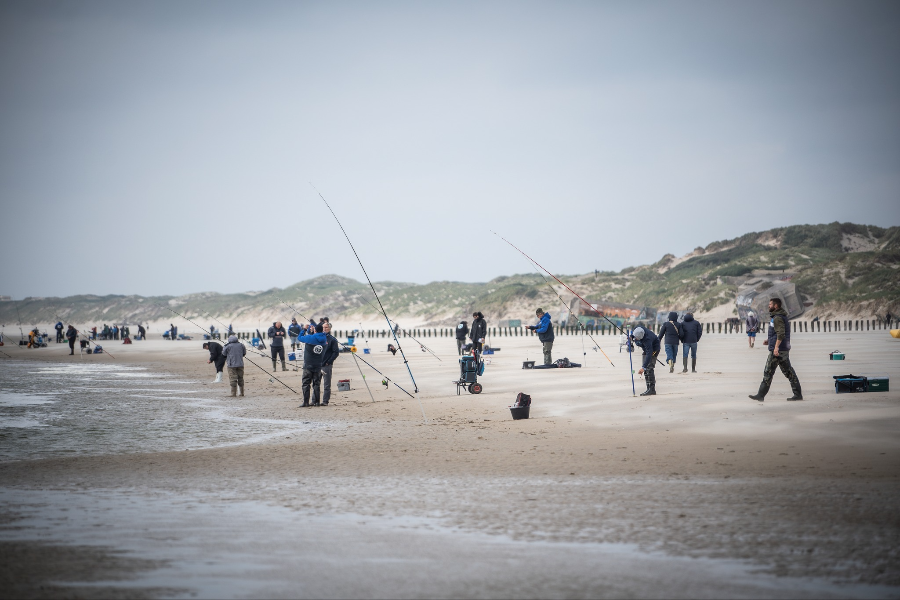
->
xmin=2 ymin=222 xmax=897 ymax=331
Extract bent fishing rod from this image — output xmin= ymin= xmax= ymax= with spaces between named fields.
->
xmin=54 ymin=313 xmax=116 ymax=358
xmin=492 ymin=231 xmax=666 ymax=368
xmin=313 ymin=183 xmax=426 ymax=422
xmin=273 ymin=295 xmax=410 ymax=401
xmin=155 ymin=303 xmax=299 ymax=395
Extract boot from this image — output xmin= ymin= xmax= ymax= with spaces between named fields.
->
xmin=281 ymin=359 xmax=286 ymax=371
xmin=639 ymin=385 xmax=656 ymax=396
xmin=230 ymin=385 xmax=237 ymax=397
xmin=691 ymin=357 xmax=697 ymax=373
xmin=272 ymin=361 xmax=278 ymax=372
xmin=749 ymin=383 xmax=767 ymax=401
xmin=239 ymin=386 xmax=244 ymax=397
xmin=681 ymin=357 xmax=688 ymax=373
xmin=787 ymin=383 xmax=803 ymax=401
xmin=214 ymin=372 xmax=222 ymax=383
xmin=668 ymin=360 xmax=674 ymax=373
xmin=301 ymin=401 xmax=310 ymax=407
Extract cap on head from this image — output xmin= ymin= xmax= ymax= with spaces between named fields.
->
xmin=536 ymin=308 xmax=544 ymax=315
xmin=632 ymin=327 xmax=645 ymax=340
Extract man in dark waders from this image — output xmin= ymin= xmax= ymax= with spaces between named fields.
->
xmin=749 ymin=297 xmax=802 ymax=402
xmin=631 ymin=326 xmax=660 ymax=396
xmin=455 ymin=319 xmax=469 ymax=355
xmin=298 ymin=324 xmax=327 ymax=407
xmin=526 ymin=308 xmax=554 ymax=365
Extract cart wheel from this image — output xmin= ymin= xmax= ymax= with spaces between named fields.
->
xmin=470 ymin=383 xmax=483 ymax=394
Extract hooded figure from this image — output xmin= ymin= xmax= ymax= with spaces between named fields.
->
xmin=222 ymin=335 xmax=247 ymax=397
xmin=469 ymin=312 xmax=487 ymax=361
xmin=630 ymin=326 xmax=660 ymax=396
xmin=678 ymin=313 xmax=703 ymax=373
xmin=204 ymin=340 xmax=226 ymax=383
xmin=65 ymin=325 xmax=78 ymax=355
xmin=746 ymin=311 xmax=760 ymax=348
xmin=298 ymin=324 xmax=328 ymax=407
xmin=455 ymin=320 xmax=469 ymax=355
xmin=659 ymin=311 xmax=682 ymax=373
xmin=527 ymin=308 xmax=555 ymax=365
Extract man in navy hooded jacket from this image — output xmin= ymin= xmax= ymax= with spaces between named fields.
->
xmin=631 ymin=326 xmax=660 ymax=396
xmin=526 ymin=308 xmax=555 ymax=365
xmin=298 ymin=324 xmax=328 ymax=407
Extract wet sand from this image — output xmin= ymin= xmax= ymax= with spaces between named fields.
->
xmin=1 ymin=331 xmax=899 ymax=598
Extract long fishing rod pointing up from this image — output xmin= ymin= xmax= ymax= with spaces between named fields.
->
xmin=312 ymin=183 xmax=427 ymax=423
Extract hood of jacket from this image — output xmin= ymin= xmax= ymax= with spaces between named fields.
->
xmin=227 ymin=335 xmax=238 ymax=344
xmin=668 ymin=311 xmax=678 ymax=322
xmin=683 ymin=313 xmax=694 ymax=322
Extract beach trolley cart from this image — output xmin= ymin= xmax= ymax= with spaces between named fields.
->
xmin=455 ymin=355 xmax=483 ymax=395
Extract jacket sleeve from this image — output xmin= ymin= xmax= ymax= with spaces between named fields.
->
xmin=696 ymin=322 xmax=703 ymax=341
xmin=773 ymin=316 xmax=785 ymax=340
xmin=535 ymin=318 xmax=550 ymax=334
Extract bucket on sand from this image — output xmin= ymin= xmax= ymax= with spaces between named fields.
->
xmin=509 ymin=392 xmax=531 ymax=420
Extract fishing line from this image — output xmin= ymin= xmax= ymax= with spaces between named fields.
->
xmin=54 ymin=313 xmax=116 ymax=359
xmin=312 ymin=183 xmax=426 ymax=422
xmin=351 ymin=292 xmax=442 ymax=362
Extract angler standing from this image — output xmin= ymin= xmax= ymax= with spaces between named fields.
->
xmin=469 ymin=311 xmax=487 ymax=361
xmin=678 ymin=312 xmax=702 ymax=373
xmin=65 ymin=325 xmax=78 ymax=355
xmin=298 ymin=323 xmax=328 ymax=407
xmin=222 ymin=334 xmax=247 ymax=397
xmin=203 ymin=340 xmax=226 ymax=383
xmin=746 ymin=311 xmax=760 ymax=348
xmin=288 ymin=318 xmax=302 ymax=351
xmin=749 ymin=298 xmax=802 ymax=402
xmin=320 ymin=322 xmax=341 ymax=406
xmin=631 ymin=326 xmax=660 ymax=396
xmin=55 ymin=321 xmax=64 ymax=343
xmin=455 ymin=319 xmax=469 ymax=355
xmin=268 ymin=321 xmax=287 ymax=371
xmin=659 ymin=312 xmax=682 ymax=373
xmin=526 ymin=308 xmax=555 ymax=366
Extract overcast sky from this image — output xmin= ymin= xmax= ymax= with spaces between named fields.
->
xmin=1 ymin=1 xmax=898 ymax=298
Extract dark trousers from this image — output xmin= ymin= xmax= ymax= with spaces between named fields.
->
xmin=302 ymin=367 xmax=322 ymax=405
xmin=456 ymin=338 xmax=465 ymax=355
xmin=56 ymin=331 xmax=63 ymax=343
xmin=644 ymin=351 xmax=659 ymax=387
xmin=215 ymin=356 xmax=226 ymax=373
xmin=321 ymin=364 xmax=333 ymax=404
xmin=68 ymin=338 xmax=76 ymax=354
xmin=759 ymin=350 xmax=801 ymax=397
xmin=271 ymin=345 xmax=285 ymax=362
xmin=472 ymin=341 xmax=483 ymax=362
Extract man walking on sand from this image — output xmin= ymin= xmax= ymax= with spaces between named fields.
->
xmin=298 ymin=323 xmax=328 ymax=407
xmin=320 ymin=322 xmax=341 ymax=406
xmin=659 ymin=312 xmax=681 ymax=373
xmin=268 ymin=321 xmax=287 ymax=371
xmin=526 ymin=308 xmax=555 ymax=366
xmin=222 ymin=335 xmax=247 ymax=397
xmin=749 ymin=297 xmax=802 ymax=402
xmin=455 ymin=319 xmax=469 ymax=355
xmin=746 ymin=311 xmax=760 ymax=348
xmin=679 ymin=312 xmax=702 ymax=373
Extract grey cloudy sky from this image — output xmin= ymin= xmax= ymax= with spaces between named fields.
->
xmin=2 ymin=1 xmax=898 ymax=298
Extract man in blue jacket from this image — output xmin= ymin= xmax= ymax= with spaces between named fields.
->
xmin=287 ymin=318 xmax=302 ymax=351
xmin=298 ymin=323 xmax=328 ymax=407
xmin=679 ymin=312 xmax=703 ymax=373
xmin=55 ymin=321 xmax=64 ymax=344
xmin=631 ymin=326 xmax=660 ymax=396
xmin=526 ymin=308 xmax=555 ymax=365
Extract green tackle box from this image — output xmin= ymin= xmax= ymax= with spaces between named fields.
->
xmin=829 ymin=351 xmax=845 ymax=360
xmin=866 ymin=376 xmax=889 ymax=392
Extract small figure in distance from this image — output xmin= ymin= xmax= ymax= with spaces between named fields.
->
xmin=679 ymin=312 xmax=702 ymax=373
xmin=222 ymin=334 xmax=247 ymax=397
xmin=288 ymin=318 xmax=302 ymax=352
xmin=455 ymin=318 xmax=469 ymax=355
xmin=749 ymin=297 xmax=802 ymax=402
xmin=387 ymin=343 xmax=397 ymax=355
xmin=659 ymin=311 xmax=682 ymax=373
xmin=746 ymin=310 xmax=760 ymax=348
xmin=469 ymin=311 xmax=487 ymax=362
xmin=137 ymin=324 xmax=146 ymax=340
xmin=55 ymin=321 xmax=64 ymax=344
xmin=526 ymin=308 xmax=554 ymax=366
xmin=268 ymin=321 xmax=287 ymax=371
xmin=66 ymin=325 xmax=78 ymax=355
xmin=203 ymin=339 xmax=226 ymax=383
xmin=630 ymin=326 xmax=660 ymax=396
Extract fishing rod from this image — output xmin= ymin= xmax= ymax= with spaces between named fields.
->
xmin=274 ymin=295 xmax=409 ymax=400
xmin=627 ymin=327 xmax=636 ymax=396
xmin=54 ymin=312 xmax=116 ymax=358
xmin=492 ymin=231 xmax=666 ymax=368
xmin=313 ymin=183 xmax=426 ymax=423
xmin=351 ymin=292 xmax=442 ymax=362
xmin=155 ymin=303 xmax=299 ymax=395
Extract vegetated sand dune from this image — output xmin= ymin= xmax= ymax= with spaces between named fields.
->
xmin=1 ymin=331 xmax=899 ymax=598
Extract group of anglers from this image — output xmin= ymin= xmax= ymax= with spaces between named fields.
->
xmin=202 ymin=317 xmax=341 ymax=407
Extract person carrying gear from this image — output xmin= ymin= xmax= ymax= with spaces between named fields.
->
xmin=631 ymin=326 xmax=660 ymax=396
xmin=526 ymin=308 xmax=555 ymax=366
xmin=222 ymin=335 xmax=247 ymax=397
xmin=298 ymin=324 xmax=328 ymax=407
xmin=203 ymin=340 xmax=227 ymax=383
xmin=320 ymin=322 xmax=341 ymax=406
xmin=678 ymin=312 xmax=702 ymax=373
xmin=469 ymin=311 xmax=487 ymax=362
xmin=65 ymin=325 xmax=78 ymax=355
xmin=746 ymin=311 xmax=760 ymax=348
xmin=55 ymin=321 xmax=64 ymax=343
xmin=137 ymin=324 xmax=146 ymax=340
xmin=659 ymin=312 xmax=682 ymax=373
xmin=287 ymin=318 xmax=302 ymax=351
xmin=455 ymin=319 xmax=469 ymax=355
xmin=749 ymin=298 xmax=802 ymax=402
xmin=268 ymin=321 xmax=287 ymax=371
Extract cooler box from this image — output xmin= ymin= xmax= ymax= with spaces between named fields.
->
xmin=287 ymin=352 xmax=296 ymax=361
xmin=522 ymin=361 xmax=535 ymax=369
xmin=363 ymin=348 xmax=370 ymax=354
xmin=347 ymin=337 xmax=355 ymax=345
xmin=835 ymin=377 xmax=867 ymax=393
xmin=251 ymin=337 xmax=260 ymax=347
xmin=829 ymin=351 xmax=845 ymax=360
xmin=133 ymin=335 xmax=142 ymax=341
xmin=337 ymin=379 xmax=350 ymax=391
xmin=866 ymin=376 xmax=889 ymax=392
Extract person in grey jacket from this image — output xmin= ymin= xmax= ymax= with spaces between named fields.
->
xmin=678 ymin=312 xmax=703 ymax=373
xmin=222 ymin=335 xmax=247 ymax=397
xmin=320 ymin=322 xmax=342 ymax=406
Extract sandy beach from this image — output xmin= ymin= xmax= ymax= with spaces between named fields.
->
xmin=1 ymin=330 xmax=899 ymax=598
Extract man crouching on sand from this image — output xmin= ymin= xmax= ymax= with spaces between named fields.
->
xmin=222 ymin=335 xmax=247 ymax=397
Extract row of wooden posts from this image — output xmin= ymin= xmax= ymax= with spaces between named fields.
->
xmin=243 ymin=317 xmax=893 ymax=340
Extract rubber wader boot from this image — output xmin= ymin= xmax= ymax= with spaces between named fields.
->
xmin=691 ymin=357 xmax=697 ymax=373
xmin=214 ymin=372 xmax=222 ymax=383
xmin=272 ymin=361 xmax=277 ymax=372
xmin=640 ymin=385 xmax=656 ymax=396
xmin=668 ymin=360 xmax=674 ymax=373
xmin=239 ymin=386 xmax=244 ymax=397
xmin=787 ymin=384 xmax=803 ymax=401
xmin=681 ymin=357 xmax=688 ymax=373
xmin=230 ymin=385 xmax=237 ymax=397
xmin=301 ymin=401 xmax=309 ymax=407
xmin=749 ymin=383 xmax=767 ymax=401
xmin=281 ymin=359 xmax=286 ymax=371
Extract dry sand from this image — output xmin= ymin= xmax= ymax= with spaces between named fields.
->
xmin=1 ymin=330 xmax=899 ymax=598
